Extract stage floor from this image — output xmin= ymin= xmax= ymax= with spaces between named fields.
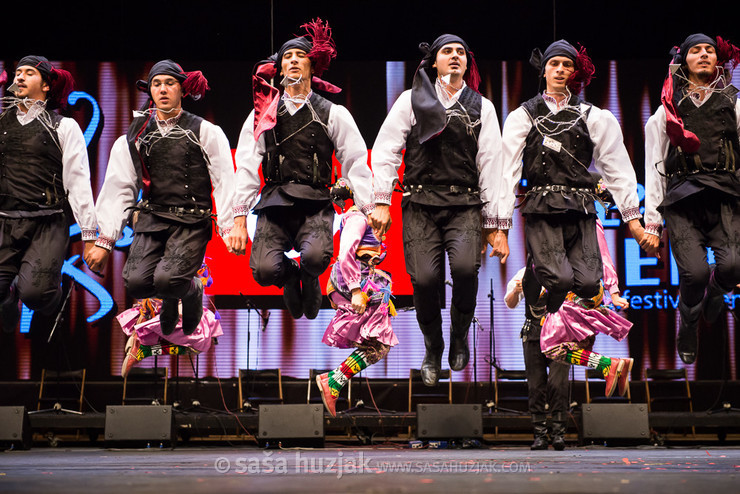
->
xmin=1 ymin=446 xmax=738 ymax=493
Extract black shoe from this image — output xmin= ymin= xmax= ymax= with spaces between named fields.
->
xmin=677 ymin=300 xmax=702 ymax=364
xmin=1 ymin=278 xmax=20 ymax=334
xmin=448 ymin=306 xmax=473 ymax=371
xmin=421 ymin=350 xmax=443 ymax=387
xmin=301 ymin=273 xmax=323 ymax=320
xmin=419 ymin=319 xmax=444 ymax=387
xmin=283 ymin=260 xmax=303 ymax=319
xmin=531 ymin=418 xmax=549 ymax=450
xmin=552 ymin=435 xmax=565 ymax=451
xmin=160 ymin=298 xmax=179 ymax=335
xmin=181 ymin=281 xmax=204 ymax=336
xmin=530 ymin=436 xmax=549 ymax=450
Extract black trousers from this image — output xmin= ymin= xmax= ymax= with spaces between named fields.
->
xmin=250 ymin=201 xmax=334 ymax=287
xmin=525 ymin=213 xmax=602 ymax=313
xmin=523 ymin=337 xmax=569 ymax=418
xmin=664 ymin=190 xmax=740 ymax=307
xmin=0 ymin=215 xmax=67 ymax=314
xmin=402 ymin=202 xmax=481 ymax=325
xmin=123 ymin=214 xmax=211 ymax=300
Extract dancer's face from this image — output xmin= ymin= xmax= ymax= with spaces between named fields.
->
xmin=13 ymin=66 xmax=49 ymax=101
xmin=434 ymin=43 xmax=468 ymax=79
xmin=544 ymin=56 xmax=575 ymax=94
xmin=280 ymin=48 xmax=312 ymax=81
xmin=685 ymin=43 xmax=717 ymax=83
xmin=150 ymin=75 xmax=183 ymax=114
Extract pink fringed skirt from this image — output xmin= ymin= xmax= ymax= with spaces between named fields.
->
xmin=322 ymin=292 xmax=398 ymax=348
xmin=540 ymin=301 xmax=632 ymax=354
xmin=116 ymin=303 xmax=223 ymax=353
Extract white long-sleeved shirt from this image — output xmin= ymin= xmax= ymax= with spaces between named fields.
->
xmin=643 ymin=99 xmax=740 ymax=238
xmin=233 ymin=93 xmax=373 ymax=215
xmin=370 ymin=81 xmax=503 ymax=228
xmin=5 ymin=104 xmax=97 ymax=240
xmin=499 ymin=94 xmax=641 ymax=229
xmin=95 ymin=115 xmax=235 ymax=248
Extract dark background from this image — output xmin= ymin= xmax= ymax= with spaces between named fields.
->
xmin=5 ymin=0 xmax=738 ymax=62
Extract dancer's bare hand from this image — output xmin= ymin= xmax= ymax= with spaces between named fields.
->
xmin=627 ymin=219 xmax=645 ymax=243
xmin=369 ymin=204 xmax=392 ymax=238
xmin=228 ymin=216 xmax=249 ymax=255
xmin=612 ymin=294 xmax=630 ymax=309
xmin=640 ymin=234 xmax=661 ymax=260
xmin=482 ymin=229 xmax=509 ymax=263
xmin=84 ymin=243 xmax=110 ymax=273
xmin=351 ymin=290 xmax=366 ymax=315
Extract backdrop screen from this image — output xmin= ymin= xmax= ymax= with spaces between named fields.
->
xmin=0 ymin=58 xmax=737 ymax=383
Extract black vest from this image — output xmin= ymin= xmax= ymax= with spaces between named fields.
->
xmin=403 ymin=87 xmax=482 ymax=207
xmin=128 ymin=111 xmax=212 ymax=212
xmin=255 ymin=93 xmax=335 ymax=209
xmin=520 ymin=94 xmax=596 ymax=215
xmin=662 ymin=85 xmax=740 ymax=205
xmin=0 ymin=108 xmax=65 ymax=212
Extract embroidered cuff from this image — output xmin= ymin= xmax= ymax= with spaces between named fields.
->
xmin=374 ymin=191 xmax=392 ymax=204
xmin=233 ymin=204 xmax=250 ymax=217
xmin=346 ymin=280 xmax=362 ymax=292
xmin=80 ymin=229 xmax=98 ymax=242
xmin=620 ymin=206 xmax=642 ymax=222
xmin=645 ymin=223 xmax=663 ymax=238
xmin=360 ymin=203 xmax=375 ymax=215
xmin=95 ymin=236 xmax=116 ymax=251
xmin=482 ymin=216 xmax=497 ymax=229
xmin=496 ymin=217 xmax=513 ymax=230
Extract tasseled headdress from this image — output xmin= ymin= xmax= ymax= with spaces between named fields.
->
xmin=135 ymin=59 xmax=210 ymax=101
xmin=661 ymin=33 xmax=740 ymax=153
xmin=411 ymin=34 xmax=481 ymax=144
xmin=15 ymin=55 xmax=75 ymax=109
xmin=252 ymin=18 xmax=341 ymax=140
xmin=529 ymin=40 xmax=595 ymax=93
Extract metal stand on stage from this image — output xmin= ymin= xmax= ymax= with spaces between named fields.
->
xmin=30 ymin=279 xmax=83 ymax=416
xmin=483 ymin=278 xmax=526 ymax=415
xmin=237 ymin=293 xmax=270 ymax=413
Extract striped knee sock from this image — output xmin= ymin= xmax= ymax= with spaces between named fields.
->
xmin=564 ymin=348 xmax=612 ymax=377
xmin=137 ymin=344 xmax=190 ymax=360
xmin=327 ymin=349 xmax=370 ymax=397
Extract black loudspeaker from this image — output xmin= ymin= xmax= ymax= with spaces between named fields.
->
xmin=581 ymin=403 xmax=649 ymax=442
xmin=104 ymin=405 xmax=174 ymax=445
xmin=416 ymin=404 xmax=483 ymax=439
xmin=0 ymin=406 xmax=31 ymax=449
xmin=258 ymin=404 xmax=324 ymax=441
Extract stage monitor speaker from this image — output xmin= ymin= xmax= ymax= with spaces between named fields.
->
xmin=581 ymin=403 xmax=649 ymax=442
xmin=258 ymin=404 xmax=324 ymax=441
xmin=0 ymin=406 xmax=31 ymax=449
xmin=104 ymin=405 xmax=174 ymax=445
xmin=416 ymin=404 xmax=482 ymax=439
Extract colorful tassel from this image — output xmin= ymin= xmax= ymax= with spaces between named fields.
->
xmin=182 ymin=70 xmax=210 ymax=100
xmin=567 ymin=45 xmax=595 ymax=92
xmin=301 ymin=18 xmax=337 ymax=77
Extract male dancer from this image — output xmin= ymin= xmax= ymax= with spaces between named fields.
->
xmin=505 ymin=266 xmax=569 ymax=450
xmin=230 ymin=19 xmax=374 ymax=320
xmin=499 ymin=40 xmax=643 ymax=319
xmin=0 ymin=56 xmax=96 ymax=332
xmin=88 ymin=60 xmax=234 ymax=335
xmin=643 ymin=33 xmax=740 ymax=364
xmin=370 ymin=34 xmax=504 ymax=386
